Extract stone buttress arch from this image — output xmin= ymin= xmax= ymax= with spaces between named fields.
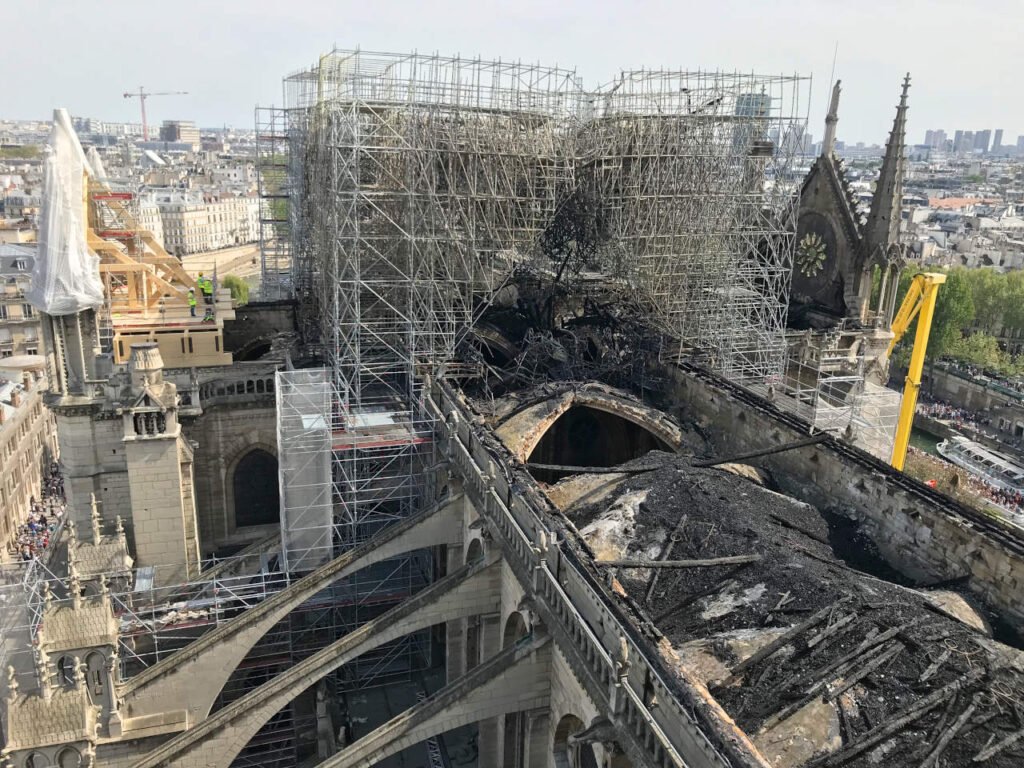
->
xmin=131 ymin=558 xmax=502 ymax=768
xmin=314 ymin=636 xmax=552 ymax=768
xmin=119 ymin=495 xmax=464 ymax=728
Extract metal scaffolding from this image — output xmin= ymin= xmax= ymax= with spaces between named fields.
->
xmin=255 ymin=107 xmax=294 ymax=302
xmin=750 ymin=328 xmax=901 ymax=459
xmin=287 ymin=50 xmax=581 ymax=394
xmin=578 ymin=71 xmax=807 ymax=381
xmin=270 ymin=49 xmax=809 ymax=385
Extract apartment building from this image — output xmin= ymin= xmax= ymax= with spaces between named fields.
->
xmin=0 ymin=371 xmax=57 ymax=556
xmin=137 ymin=198 xmax=165 ymax=248
xmin=159 ymin=120 xmax=201 ymax=150
xmin=154 ymin=193 xmax=259 ymax=255
xmin=0 ymin=244 xmax=42 ymax=358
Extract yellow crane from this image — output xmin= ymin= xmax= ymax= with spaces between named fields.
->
xmin=887 ymin=272 xmax=946 ymax=471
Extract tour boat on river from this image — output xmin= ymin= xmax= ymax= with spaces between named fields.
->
xmin=936 ymin=436 xmax=1024 ymax=494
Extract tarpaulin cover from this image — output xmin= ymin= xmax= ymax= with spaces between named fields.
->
xmin=86 ymin=146 xmax=108 ymax=181
xmin=26 ymin=109 xmax=104 ymax=315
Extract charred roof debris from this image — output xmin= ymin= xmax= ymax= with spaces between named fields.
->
xmin=453 ymin=275 xmax=1024 ymax=768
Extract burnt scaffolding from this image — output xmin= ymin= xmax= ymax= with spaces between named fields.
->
xmin=288 ymin=51 xmax=581 ymax=557
xmin=579 ymin=71 xmax=806 ymax=380
xmin=271 ymin=50 xmax=809 ymax=386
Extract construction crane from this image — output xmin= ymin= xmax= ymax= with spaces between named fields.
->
xmin=887 ymin=272 xmax=946 ymax=471
xmin=123 ymin=87 xmax=188 ymax=141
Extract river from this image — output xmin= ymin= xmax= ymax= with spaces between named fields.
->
xmin=909 ymin=426 xmax=941 ymax=456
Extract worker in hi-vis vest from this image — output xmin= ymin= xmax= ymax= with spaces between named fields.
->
xmin=188 ymin=289 xmax=197 ymax=317
xmin=198 ymin=273 xmax=213 ymax=304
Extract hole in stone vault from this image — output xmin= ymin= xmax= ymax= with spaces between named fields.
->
xmin=527 ymin=405 xmax=672 ymax=483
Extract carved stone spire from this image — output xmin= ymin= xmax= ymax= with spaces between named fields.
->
xmin=35 ymin=647 xmax=51 ymax=700
xmin=863 ymin=74 xmax=910 ymax=262
xmin=822 ymin=80 xmax=841 ymax=158
xmin=69 ymin=564 xmax=82 ymax=610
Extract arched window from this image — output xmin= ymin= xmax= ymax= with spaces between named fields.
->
xmin=56 ymin=747 xmax=82 ymax=768
xmin=85 ymin=652 xmax=105 ymax=704
xmin=25 ymin=753 xmax=47 ymax=768
xmin=56 ymin=656 xmax=75 ymax=688
xmin=503 ymin=611 xmax=528 ymax=649
xmin=233 ymin=449 xmax=280 ymax=528
xmin=553 ymin=714 xmax=599 ymax=768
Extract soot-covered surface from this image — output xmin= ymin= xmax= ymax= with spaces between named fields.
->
xmin=562 ymin=454 xmax=1024 ymax=768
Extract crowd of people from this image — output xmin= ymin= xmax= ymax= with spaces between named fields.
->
xmin=917 ymin=397 xmax=997 ymax=438
xmin=909 ymin=446 xmax=1024 ymax=520
xmin=942 ymin=359 xmax=1024 ymax=396
xmin=954 ymin=463 xmax=1024 ymax=519
xmin=977 ymin=481 xmax=1024 ymax=518
xmin=13 ymin=462 xmax=66 ymax=562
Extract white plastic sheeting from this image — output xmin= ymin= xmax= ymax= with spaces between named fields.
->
xmin=26 ymin=109 xmax=104 ymax=315
xmin=86 ymin=146 xmax=108 ymax=181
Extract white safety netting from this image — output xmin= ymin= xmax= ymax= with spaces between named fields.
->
xmin=26 ymin=108 xmax=104 ymax=315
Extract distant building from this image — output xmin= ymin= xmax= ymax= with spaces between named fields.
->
xmin=158 ymin=120 xmax=201 ymax=151
xmin=0 ymin=221 xmax=35 ymax=244
xmin=993 ymin=129 xmax=1004 ymax=153
xmin=0 ymin=244 xmax=42 ymax=358
xmin=137 ymin=141 xmax=194 ymax=155
xmin=0 ymin=370 xmax=58 ymax=556
xmin=974 ymin=129 xmax=991 ymax=153
xmin=137 ymin=200 xmax=165 ymax=249
xmin=153 ymin=192 xmax=259 ymax=255
xmin=953 ymin=129 xmax=965 ymax=152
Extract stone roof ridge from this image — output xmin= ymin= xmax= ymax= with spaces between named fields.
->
xmin=3 ymin=684 xmax=98 ymax=752
xmin=131 ymin=381 xmax=174 ymax=410
xmin=802 ymin=153 xmax=863 ymax=249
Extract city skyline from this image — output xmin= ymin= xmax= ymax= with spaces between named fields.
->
xmin=5 ymin=0 xmax=1024 ymax=146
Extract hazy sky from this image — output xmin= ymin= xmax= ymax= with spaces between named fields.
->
xmin=4 ymin=0 xmax=1021 ymax=145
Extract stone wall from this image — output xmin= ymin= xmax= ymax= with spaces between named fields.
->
xmin=55 ymin=411 xmax=133 ymax=531
xmin=921 ymin=366 xmax=1024 ymax=441
xmin=222 ymin=301 xmax=297 ymax=360
xmin=663 ymin=362 xmax=1024 ymax=634
xmin=183 ymin=402 xmax=277 ymax=553
xmin=124 ymin=431 xmax=199 ymax=584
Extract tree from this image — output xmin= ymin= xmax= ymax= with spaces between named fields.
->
xmin=963 ymin=268 xmax=1006 ymax=334
xmin=222 ymin=275 xmax=249 ymax=306
xmin=922 ymin=268 xmax=973 ymax=363
xmin=1003 ymin=271 xmax=1024 ymax=332
xmin=947 ymin=332 xmax=1007 ymax=370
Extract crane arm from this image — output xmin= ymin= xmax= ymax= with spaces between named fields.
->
xmin=888 ymin=272 xmax=946 ymax=470
xmin=123 ymin=91 xmax=188 ymax=98
xmin=887 ymin=276 xmax=924 ymax=356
